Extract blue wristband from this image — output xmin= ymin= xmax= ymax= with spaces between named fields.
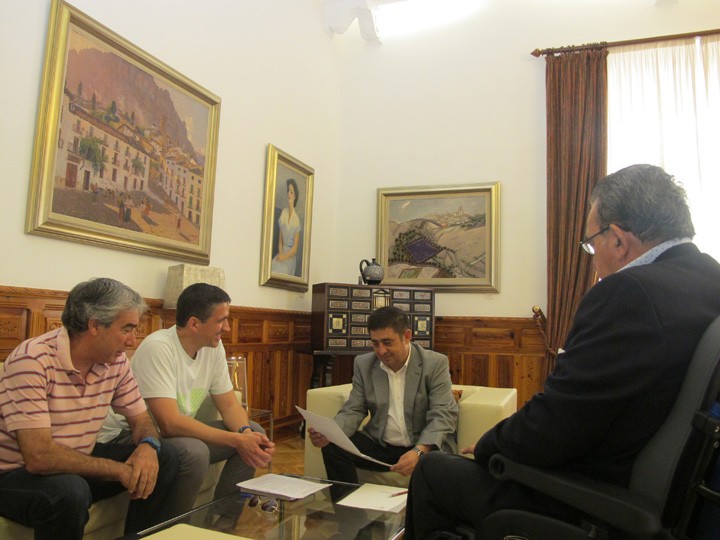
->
xmin=139 ymin=436 xmax=161 ymax=454
xmin=239 ymin=425 xmax=252 ymax=433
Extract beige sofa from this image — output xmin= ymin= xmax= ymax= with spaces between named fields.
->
xmin=0 ymin=390 xmax=238 ymax=540
xmin=304 ymin=383 xmax=517 ymax=487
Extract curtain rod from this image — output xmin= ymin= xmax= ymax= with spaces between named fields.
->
xmin=531 ymin=28 xmax=720 ymax=57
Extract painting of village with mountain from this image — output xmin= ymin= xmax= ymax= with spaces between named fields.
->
xmin=377 ymin=184 xmax=498 ymax=291
xmin=26 ymin=3 xmax=220 ymax=263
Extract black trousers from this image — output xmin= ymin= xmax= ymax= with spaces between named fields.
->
xmin=405 ymin=452 xmax=583 ymax=540
xmin=321 ymin=432 xmax=414 ymax=538
xmin=321 ymin=431 xmax=414 ymax=484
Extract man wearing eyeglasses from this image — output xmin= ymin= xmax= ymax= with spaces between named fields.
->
xmin=404 ymin=164 xmax=720 ymax=539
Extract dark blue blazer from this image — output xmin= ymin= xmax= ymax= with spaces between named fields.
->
xmin=475 ymin=243 xmax=720 ymax=486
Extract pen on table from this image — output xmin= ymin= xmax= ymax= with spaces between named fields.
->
xmin=389 ymin=490 xmax=408 ymax=497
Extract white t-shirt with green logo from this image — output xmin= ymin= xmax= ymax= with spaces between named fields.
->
xmin=97 ymin=325 xmax=232 ymax=442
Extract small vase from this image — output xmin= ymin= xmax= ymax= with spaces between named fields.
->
xmin=359 ymin=258 xmax=384 ymax=285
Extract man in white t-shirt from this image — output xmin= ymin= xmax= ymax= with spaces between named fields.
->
xmin=100 ymin=283 xmax=274 ymax=523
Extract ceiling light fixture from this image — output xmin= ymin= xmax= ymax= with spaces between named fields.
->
xmin=324 ymin=0 xmax=483 ymax=42
xmin=324 ymin=0 xmax=408 ymax=41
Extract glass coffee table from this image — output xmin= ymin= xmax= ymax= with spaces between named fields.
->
xmin=121 ymin=474 xmax=405 ymax=539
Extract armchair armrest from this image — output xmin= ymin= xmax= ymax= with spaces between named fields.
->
xmin=488 ymin=453 xmax=662 ymax=535
xmin=457 ymin=387 xmax=517 ymax=453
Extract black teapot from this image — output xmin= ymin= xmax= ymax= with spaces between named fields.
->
xmin=359 ymin=258 xmax=384 ymax=285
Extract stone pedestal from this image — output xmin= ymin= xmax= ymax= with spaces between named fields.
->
xmin=163 ymin=264 xmax=226 ymax=309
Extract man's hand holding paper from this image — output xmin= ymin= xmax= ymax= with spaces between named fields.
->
xmin=297 ymin=406 xmax=392 ymax=467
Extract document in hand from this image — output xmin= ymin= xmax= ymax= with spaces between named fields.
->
xmin=337 ymin=483 xmax=407 ymax=513
xmin=296 ymin=406 xmax=392 ymax=467
xmin=237 ymin=473 xmax=328 ymax=501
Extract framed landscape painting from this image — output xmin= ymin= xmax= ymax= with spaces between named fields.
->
xmin=25 ymin=0 xmax=221 ymax=264
xmin=377 ymin=183 xmax=499 ymax=292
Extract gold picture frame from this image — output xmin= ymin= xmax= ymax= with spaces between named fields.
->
xmin=260 ymin=144 xmax=315 ymax=292
xmin=377 ymin=183 xmax=499 ymax=292
xmin=26 ymin=0 xmax=221 ymax=264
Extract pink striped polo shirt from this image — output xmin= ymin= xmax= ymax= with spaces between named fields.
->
xmin=0 ymin=327 xmax=147 ymax=471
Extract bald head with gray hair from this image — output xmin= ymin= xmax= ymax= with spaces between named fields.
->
xmin=61 ymin=278 xmax=147 ymax=338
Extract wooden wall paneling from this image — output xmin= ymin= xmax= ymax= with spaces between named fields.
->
xmin=266 ymin=320 xmax=290 ymax=344
xmin=0 ymin=305 xmax=28 ymax=361
xmin=329 ymin=354 xmax=354 ymax=386
xmin=470 ymin=326 xmax=516 ymax=349
xmin=159 ymin=309 xmax=175 ymax=330
xmin=460 ymin=353 xmax=491 ymax=387
xmin=237 ymin=319 xmax=263 ymax=344
xmin=447 ymin=351 xmax=462 ymax=382
xmin=294 ymin=321 xmax=311 ymax=344
xmin=0 ymin=286 xmax=314 ymax=435
xmin=248 ymin=351 xmax=269 ymax=413
xmin=39 ymin=304 xmax=64 ymax=337
xmin=519 ymin=327 xmax=546 ymax=350
xmin=435 ymin=316 xmax=547 ymax=405
xmin=271 ymin=348 xmax=289 ymax=421
xmin=434 ymin=324 xmax=467 ymax=350
xmin=295 ymin=351 xmax=314 ymax=410
xmin=494 ymin=353 xmax=516 ymax=390
xmin=517 ymin=354 xmax=546 ymax=404
xmin=0 ymin=285 xmax=547 ymax=428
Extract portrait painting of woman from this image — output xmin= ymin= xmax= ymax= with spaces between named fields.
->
xmin=260 ymin=144 xmax=314 ymax=291
xmin=271 ymin=178 xmax=302 ymax=276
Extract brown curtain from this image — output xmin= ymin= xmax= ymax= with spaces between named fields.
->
xmin=544 ymin=48 xmax=608 ymax=376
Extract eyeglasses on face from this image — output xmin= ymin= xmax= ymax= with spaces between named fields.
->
xmin=580 ymin=226 xmax=610 ymax=255
xmin=248 ymin=494 xmax=279 ymax=513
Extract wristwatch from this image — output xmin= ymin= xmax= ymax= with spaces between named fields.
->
xmin=412 ymin=446 xmax=424 ymax=458
xmin=139 ymin=436 xmax=162 ymax=454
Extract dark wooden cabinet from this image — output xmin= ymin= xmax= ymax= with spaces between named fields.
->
xmin=311 ymin=282 xmax=435 ymax=352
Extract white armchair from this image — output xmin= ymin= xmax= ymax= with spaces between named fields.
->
xmin=304 ymin=384 xmax=517 ymax=488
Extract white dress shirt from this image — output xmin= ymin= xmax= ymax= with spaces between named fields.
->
xmin=379 ymin=347 xmax=413 ymax=447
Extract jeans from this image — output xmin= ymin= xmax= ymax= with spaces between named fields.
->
xmin=0 ymin=442 xmax=179 ymax=540
xmin=162 ymin=419 xmax=265 ymax=518
xmin=107 ymin=419 xmax=265 ymax=519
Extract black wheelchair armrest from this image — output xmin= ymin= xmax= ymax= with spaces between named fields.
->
xmin=488 ymin=453 xmax=663 ymax=535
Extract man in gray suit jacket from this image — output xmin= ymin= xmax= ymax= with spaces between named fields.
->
xmin=308 ymin=306 xmax=458 ymax=485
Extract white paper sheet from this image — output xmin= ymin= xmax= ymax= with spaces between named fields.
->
xmin=296 ymin=406 xmax=392 ymax=467
xmin=337 ymin=483 xmax=407 ymax=513
xmin=236 ymin=473 xmax=329 ymax=501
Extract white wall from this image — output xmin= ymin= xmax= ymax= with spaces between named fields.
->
xmin=1 ymin=0 xmax=718 ymax=316
xmin=330 ymin=0 xmax=720 ymax=316
xmin=0 ymin=0 xmax=340 ymax=311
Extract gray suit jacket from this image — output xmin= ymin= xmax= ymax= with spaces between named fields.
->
xmin=334 ymin=342 xmax=458 ymax=453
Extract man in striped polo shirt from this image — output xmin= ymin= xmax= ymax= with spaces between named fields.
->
xmin=0 ymin=278 xmax=180 ymax=540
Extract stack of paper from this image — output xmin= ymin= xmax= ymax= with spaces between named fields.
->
xmin=337 ymin=483 xmax=408 ymax=513
xmin=237 ymin=474 xmax=329 ymax=501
